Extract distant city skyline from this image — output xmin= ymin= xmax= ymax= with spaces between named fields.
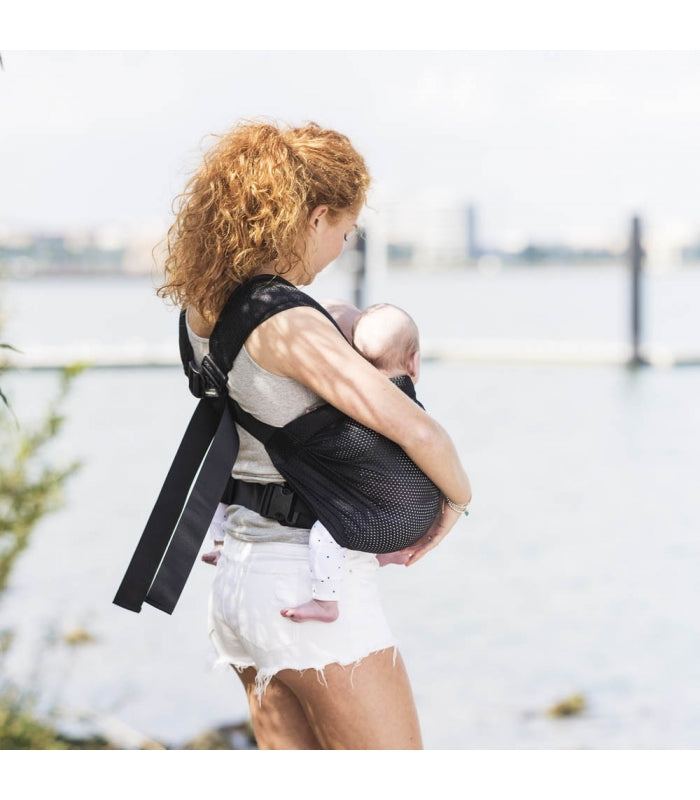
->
xmin=3 ymin=51 xmax=700 ymax=254
xmin=7 ymin=203 xmax=699 ymax=281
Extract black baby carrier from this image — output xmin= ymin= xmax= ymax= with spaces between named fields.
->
xmin=113 ymin=275 xmax=441 ymax=615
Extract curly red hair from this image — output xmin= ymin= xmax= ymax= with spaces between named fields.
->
xmin=157 ymin=120 xmax=370 ymax=321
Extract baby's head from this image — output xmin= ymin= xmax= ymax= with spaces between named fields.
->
xmin=352 ymin=303 xmax=421 ymax=383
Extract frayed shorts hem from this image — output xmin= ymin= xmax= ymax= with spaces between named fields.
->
xmin=212 ymin=644 xmax=399 ymax=702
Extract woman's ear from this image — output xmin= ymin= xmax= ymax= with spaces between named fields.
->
xmin=308 ymin=205 xmax=330 ymax=230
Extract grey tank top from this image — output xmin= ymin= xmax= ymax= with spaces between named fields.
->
xmin=187 ymin=314 xmax=325 ymax=544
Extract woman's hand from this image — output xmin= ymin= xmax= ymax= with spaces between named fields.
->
xmin=400 ymin=502 xmax=466 ymax=566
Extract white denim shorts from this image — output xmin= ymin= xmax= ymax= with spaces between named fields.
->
xmin=208 ymin=536 xmax=397 ymax=697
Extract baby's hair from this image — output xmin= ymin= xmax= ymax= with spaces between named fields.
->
xmin=158 ymin=120 xmax=370 ymax=321
xmin=352 ymin=303 xmax=419 ymax=373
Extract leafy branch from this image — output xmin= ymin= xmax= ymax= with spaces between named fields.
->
xmin=0 ymin=364 xmax=84 ymax=595
xmin=1 ymin=343 xmax=21 ymax=414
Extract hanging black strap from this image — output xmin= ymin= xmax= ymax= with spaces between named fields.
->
xmin=143 ymin=404 xmax=238 ymax=613
xmin=112 ymin=395 xmax=235 ymax=613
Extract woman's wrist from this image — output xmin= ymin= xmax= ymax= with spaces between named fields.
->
xmin=444 ymin=496 xmax=470 ymax=516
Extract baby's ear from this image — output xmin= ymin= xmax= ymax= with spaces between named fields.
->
xmin=407 ymin=349 xmax=421 ymax=383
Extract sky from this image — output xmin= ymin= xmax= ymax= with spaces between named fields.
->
xmin=3 ymin=49 xmax=700 ymax=252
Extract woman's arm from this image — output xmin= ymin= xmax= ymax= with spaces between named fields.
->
xmin=246 ymin=306 xmax=472 ymax=562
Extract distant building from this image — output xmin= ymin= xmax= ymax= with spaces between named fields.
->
xmin=466 ymin=204 xmax=480 ymax=260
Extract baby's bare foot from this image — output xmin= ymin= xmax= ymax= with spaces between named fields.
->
xmin=281 ymin=599 xmax=339 ymax=623
xmin=377 ymin=551 xmax=411 ymax=566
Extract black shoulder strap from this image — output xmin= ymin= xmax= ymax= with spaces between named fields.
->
xmin=208 ymin=273 xmax=343 ymax=375
xmin=179 ymin=307 xmax=194 ymax=377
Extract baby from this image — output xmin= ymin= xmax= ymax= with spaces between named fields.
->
xmin=202 ymin=301 xmax=423 ymax=625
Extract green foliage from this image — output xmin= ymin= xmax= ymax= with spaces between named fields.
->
xmin=0 ymin=343 xmax=17 ymax=412
xmin=0 ymin=306 xmax=88 ymax=748
xmin=0 ymin=688 xmax=70 ymax=749
xmin=0 ymin=365 xmax=83 ymax=596
xmin=0 ymin=687 xmax=115 ymax=749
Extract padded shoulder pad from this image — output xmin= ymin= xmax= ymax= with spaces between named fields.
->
xmin=208 ymin=275 xmax=341 ymax=375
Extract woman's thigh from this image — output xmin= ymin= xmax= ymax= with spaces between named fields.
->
xmin=276 ymin=647 xmax=423 ymax=750
xmin=235 ymin=667 xmax=322 ymax=750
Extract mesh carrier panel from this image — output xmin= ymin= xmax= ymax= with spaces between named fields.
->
xmin=261 ymin=375 xmax=442 ymax=552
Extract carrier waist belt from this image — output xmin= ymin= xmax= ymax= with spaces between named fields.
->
xmin=224 ymin=479 xmax=316 ymax=529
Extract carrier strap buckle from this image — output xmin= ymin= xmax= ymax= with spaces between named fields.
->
xmin=259 ymin=483 xmax=301 ymax=526
xmin=187 ymin=354 xmax=228 ymax=398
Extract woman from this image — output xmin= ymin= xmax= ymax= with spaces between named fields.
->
xmin=158 ymin=120 xmax=471 ymax=749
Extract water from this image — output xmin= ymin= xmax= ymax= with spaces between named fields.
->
xmin=1 ymin=265 xmax=699 ymax=749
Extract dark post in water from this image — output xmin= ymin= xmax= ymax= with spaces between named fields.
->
xmin=353 ymin=228 xmax=367 ymax=310
xmin=630 ymin=216 xmax=645 ymax=367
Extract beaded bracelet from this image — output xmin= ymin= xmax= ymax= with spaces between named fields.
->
xmin=444 ymin=497 xmax=470 ymax=516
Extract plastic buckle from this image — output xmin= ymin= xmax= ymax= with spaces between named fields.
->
xmin=260 ymin=484 xmax=299 ymax=526
xmin=186 ymin=355 xmax=227 ymax=399
xmin=187 ymin=360 xmax=205 ymax=398
xmin=200 ymin=355 xmax=228 ymax=397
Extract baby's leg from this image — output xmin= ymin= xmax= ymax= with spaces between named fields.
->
xmin=281 ymin=598 xmax=339 ymax=623
xmin=281 ymin=521 xmax=344 ymax=623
